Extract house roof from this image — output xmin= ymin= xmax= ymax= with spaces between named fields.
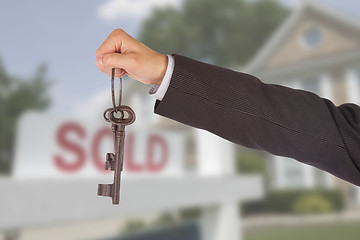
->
xmin=244 ymin=1 xmax=360 ymax=74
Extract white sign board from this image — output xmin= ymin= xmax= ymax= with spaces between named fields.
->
xmin=13 ymin=112 xmax=185 ymax=179
xmin=1 ymin=111 xmax=264 ymax=240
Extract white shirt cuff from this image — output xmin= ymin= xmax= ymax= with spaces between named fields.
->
xmin=148 ymin=54 xmax=174 ymax=101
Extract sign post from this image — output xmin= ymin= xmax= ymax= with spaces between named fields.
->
xmin=196 ymin=129 xmax=242 ymax=240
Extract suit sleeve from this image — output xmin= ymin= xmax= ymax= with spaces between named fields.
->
xmin=153 ymin=53 xmax=360 ymax=186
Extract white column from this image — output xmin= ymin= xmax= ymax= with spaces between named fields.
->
xmin=346 ymin=69 xmax=360 ymax=204
xmin=346 ymin=69 xmax=360 ymax=104
xmin=303 ymin=165 xmax=315 ymax=188
xmin=320 ymin=74 xmax=332 ymax=99
xmin=272 ymin=156 xmax=286 ymax=190
xmin=323 ymin=172 xmax=335 ymax=188
xmin=200 ymin=204 xmax=241 ymax=240
xmin=195 ymin=129 xmax=241 ymax=240
xmin=196 ymin=129 xmax=235 ymax=176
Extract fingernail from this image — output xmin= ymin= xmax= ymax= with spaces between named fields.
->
xmin=96 ymin=56 xmax=103 ymax=66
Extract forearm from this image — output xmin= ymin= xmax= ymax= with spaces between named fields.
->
xmin=153 ymin=53 xmax=360 ymax=186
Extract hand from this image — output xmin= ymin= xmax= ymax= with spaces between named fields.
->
xmin=95 ymin=28 xmax=168 ymax=85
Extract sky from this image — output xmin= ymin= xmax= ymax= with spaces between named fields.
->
xmin=0 ymin=0 xmax=359 ymax=117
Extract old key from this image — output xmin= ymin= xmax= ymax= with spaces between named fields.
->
xmin=97 ymin=68 xmax=136 ymax=204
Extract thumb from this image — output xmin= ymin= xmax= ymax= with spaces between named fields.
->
xmin=96 ymin=53 xmax=132 ymax=72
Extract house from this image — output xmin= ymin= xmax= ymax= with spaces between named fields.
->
xmin=245 ymin=1 xmax=360 ymax=206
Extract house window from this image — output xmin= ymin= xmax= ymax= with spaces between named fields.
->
xmin=302 ymin=27 xmax=323 ymax=49
xmin=283 ymin=159 xmax=304 ymax=187
xmin=352 ymin=70 xmax=360 ymax=104
xmin=355 ymin=70 xmax=360 ymax=91
xmin=302 ymin=76 xmax=321 ymax=95
xmin=314 ymin=168 xmax=328 ymax=187
xmin=346 ymin=69 xmax=360 ymax=104
xmin=355 ymin=69 xmax=360 ymax=79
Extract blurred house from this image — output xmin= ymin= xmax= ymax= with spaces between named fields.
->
xmin=246 ymin=2 xmax=360 ymax=206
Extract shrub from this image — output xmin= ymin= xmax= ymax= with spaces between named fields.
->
xmin=122 ymin=220 xmax=147 ymax=234
xmin=242 ymin=189 xmax=344 ymax=216
xmin=293 ymin=193 xmax=334 ymax=214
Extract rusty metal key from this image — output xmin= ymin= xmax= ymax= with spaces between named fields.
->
xmin=97 ymin=68 xmax=135 ymax=204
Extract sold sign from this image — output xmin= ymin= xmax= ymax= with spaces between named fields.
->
xmin=13 ymin=112 xmax=184 ymax=179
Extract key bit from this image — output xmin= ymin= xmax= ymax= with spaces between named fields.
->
xmin=105 ymin=153 xmax=115 ymax=171
xmin=97 ymin=184 xmax=113 ymax=197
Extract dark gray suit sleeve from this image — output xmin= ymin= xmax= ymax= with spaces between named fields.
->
xmin=153 ymin=53 xmax=360 ymax=186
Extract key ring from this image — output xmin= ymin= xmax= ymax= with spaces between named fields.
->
xmin=103 ymin=106 xmax=135 ymax=125
xmin=111 ymin=68 xmax=122 ymax=110
xmin=109 ymin=106 xmax=135 ymax=125
xmin=103 ymin=68 xmax=136 ymax=125
xmin=104 ymin=68 xmax=122 ymax=121
xmin=103 ymin=107 xmax=122 ymax=122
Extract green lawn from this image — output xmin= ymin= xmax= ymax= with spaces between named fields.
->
xmin=245 ymin=223 xmax=360 ymax=240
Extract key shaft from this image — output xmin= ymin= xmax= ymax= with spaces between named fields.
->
xmin=112 ymin=123 xmax=125 ymax=204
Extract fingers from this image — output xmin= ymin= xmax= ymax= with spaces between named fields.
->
xmin=103 ymin=68 xmax=127 ymax=78
xmin=95 ymin=52 xmax=134 ymax=73
xmin=95 ymin=29 xmax=131 ymax=57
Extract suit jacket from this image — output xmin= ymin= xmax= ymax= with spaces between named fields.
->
xmin=154 ymin=53 xmax=360 ymax=187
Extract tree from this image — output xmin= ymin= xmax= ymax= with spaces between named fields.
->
xmin=0 ymin=59 xmax=51 ymax=174
xmin=139 ymin=0 xmax=289 ymax=67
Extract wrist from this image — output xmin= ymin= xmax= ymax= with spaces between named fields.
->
xmin=153 ymin=54 xmax=168 ymax=86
